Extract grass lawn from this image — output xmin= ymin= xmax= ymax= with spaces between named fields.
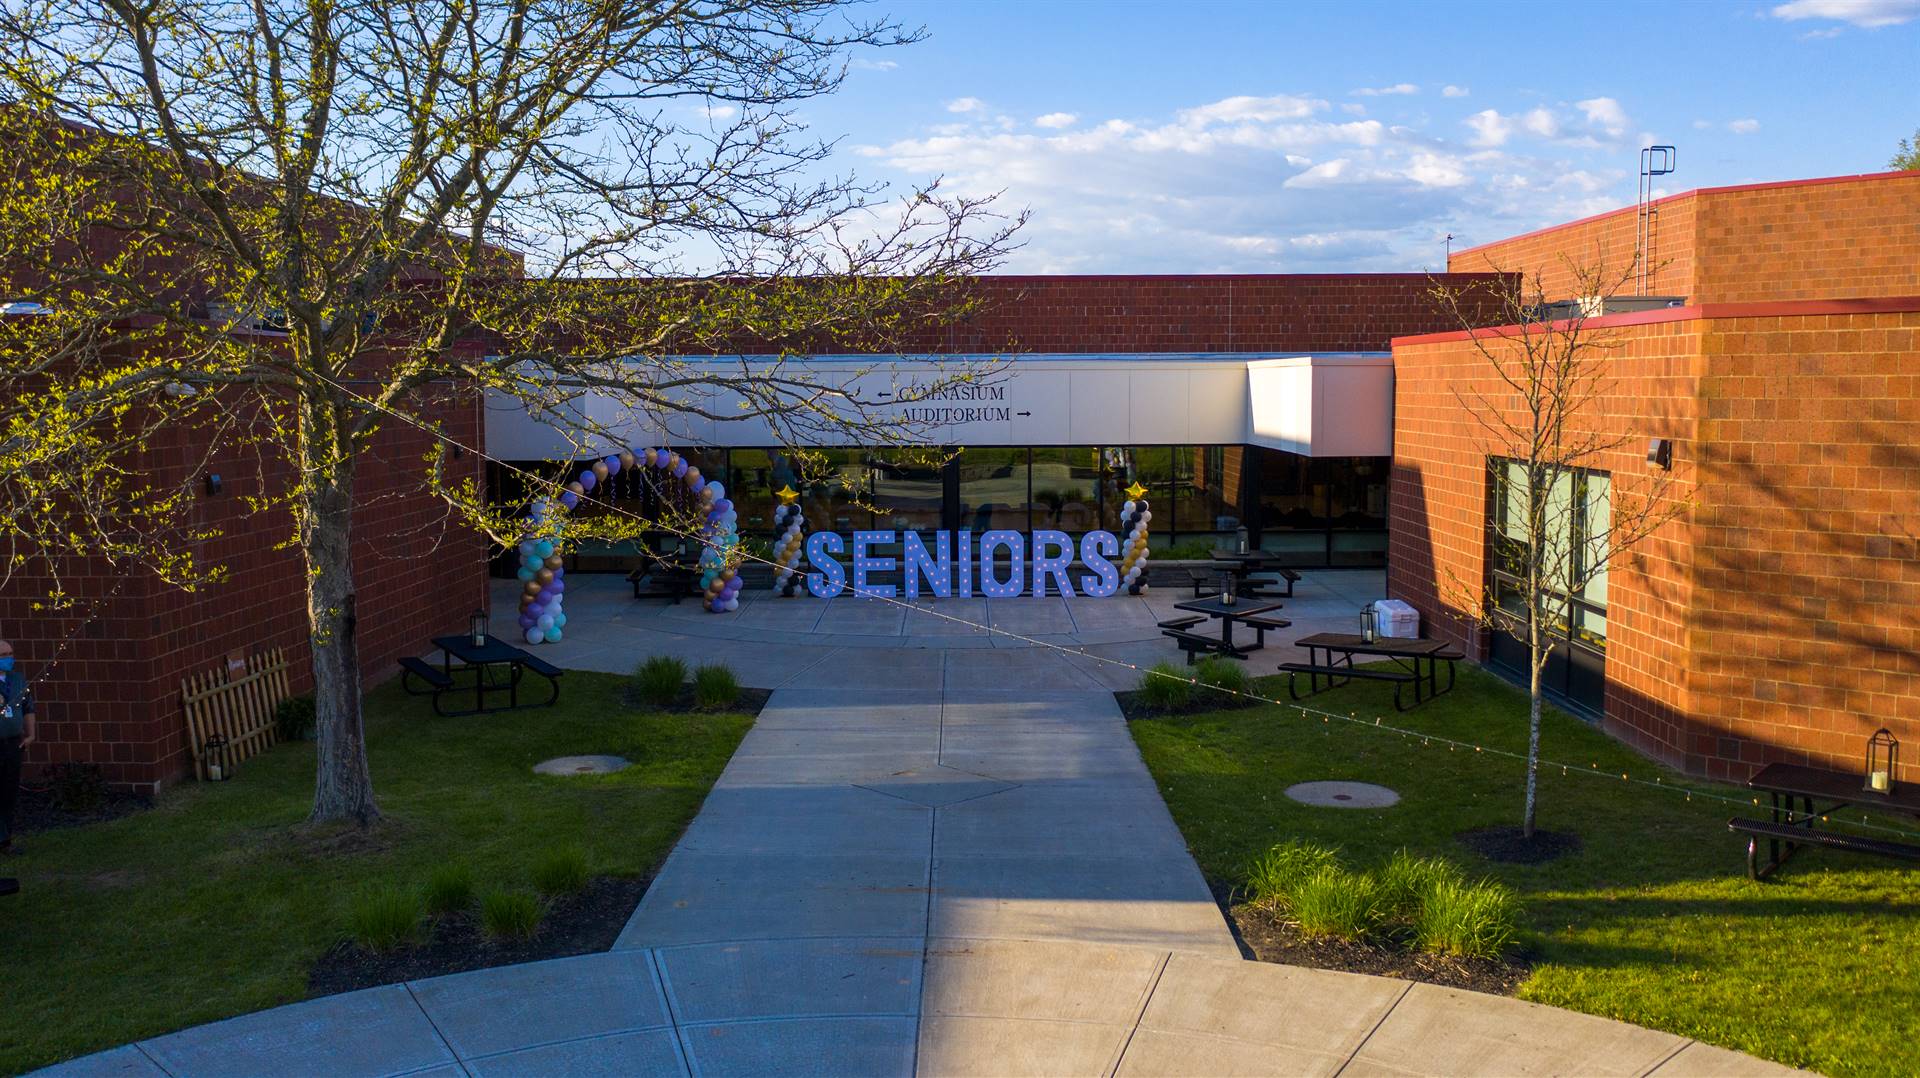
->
xmin=1130 ymin=665 xmax=1920 ymax=1078
xmin=2 ymin=671 xmax=752 ymax=1075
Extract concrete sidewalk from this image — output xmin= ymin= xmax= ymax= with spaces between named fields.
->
xmin=39 ymin=688 xmax=1803 ymax=1077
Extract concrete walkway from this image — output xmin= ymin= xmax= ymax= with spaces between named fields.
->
xmin=41 ymin=687 xmax=1801 ymax=1077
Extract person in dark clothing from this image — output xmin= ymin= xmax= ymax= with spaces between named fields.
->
xmin=0 ymin=638 xmax=36 ymax=856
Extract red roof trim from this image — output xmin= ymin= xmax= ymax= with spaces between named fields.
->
xmin=1449 ymin=169 xmax=1920 ymax=262
xmin=1391 ymin=295 xmax=1920 ymax=348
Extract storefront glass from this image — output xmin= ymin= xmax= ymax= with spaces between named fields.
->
xmin=957 ymin=447 xmax=1030 ymax=532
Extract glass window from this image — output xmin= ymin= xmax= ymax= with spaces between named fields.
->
xmin=957 ymin=448 xmax=1030 ymax=532
xmin=794 ymin=448 xmax=871 ymax=534
xmin=870 ymin=448 xmax=946 ymax=532
xmin=728 ymin=448 xmax=807 ymax=537
xmin=1488 ymin=457 xmax=1610 ymax=647
xmin=1254 ymin=449 xmax=1320 ymax=535
xmin=1173 ymin=446 xmax=1246 ymax=541
xmin=1030 ymin=449 xmax=1102 ymax=533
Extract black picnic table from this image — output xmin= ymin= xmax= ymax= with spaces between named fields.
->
xmin=1284 ymin=632 xmax=1461 ymax=710
xmin=1208 ymin=551 xmax=1298 ymax=597
xmin=1733 ymin=762 xmax=1920 ymax=878
xmin=398 ymin=634 xmax=563 ymax=717
xmin=1173 ymin=594 xmax=1289 ymax=657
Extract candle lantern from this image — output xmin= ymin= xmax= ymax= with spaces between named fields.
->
xmin=1220 ymin=572 xmax=1236 ymax=607
xmin=1864 ymin=728 xmax=1899 ymax=794
xmin=1235 ymin=525 xmax=1250 ymax=556
xmin=469 ymin=609 xmax=489 ymax=649
xmin=203 ymin=733 xmax=231 ymax=782
xmin=1360 ymin=604 xmax=1376 ymax=644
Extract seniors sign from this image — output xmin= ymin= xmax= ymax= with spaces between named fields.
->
xmin=805 ymin=529 xmax=1142 ymax=599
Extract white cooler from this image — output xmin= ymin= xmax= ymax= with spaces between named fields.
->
xmin=1372 ymin=599 xmax=1422 ymax=639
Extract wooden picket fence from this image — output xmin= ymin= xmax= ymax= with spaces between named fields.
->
xmin=182 ymin=647 xmax=293 ymax=781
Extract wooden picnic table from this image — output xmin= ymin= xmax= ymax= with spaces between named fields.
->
xmin=1283 ymin=632 xmax=1462 ymax=710
xmin=398 ymin=634 xmax=564 ymax=717
xmin=1732 ymin=762 xmax=1920 ymax=878
xmin=1173 ymin=594 xmax=1289 ymax=657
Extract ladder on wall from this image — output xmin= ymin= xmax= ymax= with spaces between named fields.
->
xmin=1636 ymin=146 xmax=1676 ymax=295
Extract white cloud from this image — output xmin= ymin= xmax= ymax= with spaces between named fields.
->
xmin=1034 ymin=112 xmax=1078 ymax=129
xmin=946 ymin=96 xmax=986 ymax=114
xmin=1465 ymin=109 xmax=1513 ymax=147
xmin=1729 ymin=118 xmax=1762 ymax=134
xmin=855 ymin=90 xmax=1641 ymax=273
xmin=1442 ymin=85 xmax=1470 ymax=98
xmin=1770 ymin=0 xmax=1919 ymax=27
xmin=1352 ymin=83 xmax=1419 ymax=97
xmin=1576 ymin=97 xmax=1631 ymax=138
xmin=850 ymin=58 xmax=899 ymax=71
xmin=1692 ymin=119 xmax=1714 ymax=130
xmin=1340 ymin=103 xmax=1368 ymax=116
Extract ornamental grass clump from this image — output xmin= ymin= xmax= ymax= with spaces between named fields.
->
xmin=347 ymin=884 xmax=422 ymax=954
xmin=1193 ymin=655 xmax=1250 ymax=702
xmin=1137 ymin=662 xmax=1194 ymax=711
xmin=532 ymin=846 xmax=591 ymax=896
xmin=479 ymin=890 xmax=544 ymax=941
xmin=423 ymin=863 xmax=477 ymax=916
xmin=1288 ymin=866 xmax=1382 ymax=941
xmin=1375 ymin=849 xmax=1463 ymax=922
xmin=631 ymin=656 xmax=686 ymax=708
xmin=692 ymin=663 xmax=740 ymax=710
xmin=1246 ymin=840 xmax=1341 ymax=911
xmin=1411 ymin=877 xmax=1521 ymax=960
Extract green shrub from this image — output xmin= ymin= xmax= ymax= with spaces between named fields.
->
xmin=691 ymin=663 xmax=740 ymax=710
xmin=1412 ymin=877 xmax=1521 ymax=959
xmin=347 ymin=884 xmax=422 ymax=953
xmin=531 ymin=846 xmax=591 ymax=896
xmin=423 ymin=863 xmax=476 ymax=916
xmin=1193 ymin=656 xmax=1250 ymax=701
xmin=1289 ymin=866 xmax=1381 ymax=941
xmin=275 ymin=695 xmax=316 ymax=741
xmin=1137 ymin=662 xmax=1194 ymax=711
xmin=479 ymin=890 xmax=544 ymax=941
xmin=1246 ymin=840 xmax=1342 ymax=910
xmin=1160 ymin=539 xmax=1218 ymax=560
xmin=631 ymin=655 xmax=687 ymax=708
xmin=1375 ymin=849 xmax=1462 ymax=922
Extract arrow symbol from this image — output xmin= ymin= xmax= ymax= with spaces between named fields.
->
xmin=1015 ymin=411 xmax=1031 ymax=417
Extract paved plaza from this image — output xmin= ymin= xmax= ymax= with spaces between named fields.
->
xmin=41 ymin=573 xmax=1800 ymax=1077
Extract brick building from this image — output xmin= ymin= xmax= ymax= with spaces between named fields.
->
xmin=1389 ymin=169 xmax=1920 ymax=781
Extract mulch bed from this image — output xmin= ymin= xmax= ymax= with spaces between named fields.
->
xmin=308 ymin=874 xmax=650 ymax=997
xmin=1115 ymin=687 xmax=1264 ymax=722
xmin=1458 ymin=825 xmax=1583 ymax=864
xmin=619 ymin=685 xmax=772 ymax=716
xmin=14 ymin=787 xmax=154 ymax=836
xmin=1209 ymin=881 xmax=1531 ymax=996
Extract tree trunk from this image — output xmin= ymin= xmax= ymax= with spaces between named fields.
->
xmin=304 ymin=470 xmax=378 ymax=825
xmin=1523 ymin=660 xmax=1542 ymax=840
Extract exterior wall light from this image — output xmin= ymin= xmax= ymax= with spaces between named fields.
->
xmin=205 ymin=473 xmax=223 ymax=496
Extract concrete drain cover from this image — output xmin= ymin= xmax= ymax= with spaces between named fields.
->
xmin=1285 ymin=781 xmax=1400 ymax=809
xmin=534 ymin=755 xmax=631 ymax=777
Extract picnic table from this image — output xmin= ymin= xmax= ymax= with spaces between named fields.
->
xmin=1208 ymin=551 xmax=1300 ymax=597
xmin=1164 ymin=594 xmax=1290 ymax=663
xmin=1730 ymin=762 xmax=1920 ymax=879
xmin=1281 ymin=632 xmax=1463 ymax=710
xmin=398 ymin=634 xmax=563 ymax=717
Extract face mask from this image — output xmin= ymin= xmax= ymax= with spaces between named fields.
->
xmin=0 ymin=657 xmax=13 ymax=672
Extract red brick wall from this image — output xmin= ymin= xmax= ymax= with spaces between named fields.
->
xmin=892 ymin=274 xmax=1508 ymax=354
xmin=1449 ymin=171 xmax=1920 ymax=305
xmin=1389 ymin=300 xmax=1920 ymax=783
xmin=5 ymin=382 xmax=487 ymax=790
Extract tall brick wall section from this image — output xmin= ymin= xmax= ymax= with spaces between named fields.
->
xmin=1449 ymin=171 xmax=1920 ymax=305
xmin=1389 ymin=300 xmax=1920 ymax=783
xmin=887 ymin=274 xmax=1508 ymax=354
xmin=3 ymin=384 xmax=487 ymax=790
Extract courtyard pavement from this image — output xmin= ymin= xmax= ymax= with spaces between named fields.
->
xmin=39 ymin=574 xmax=1803 ymax=1077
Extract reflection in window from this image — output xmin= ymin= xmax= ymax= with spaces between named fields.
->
xmin=1031 ymin=449 xmax=1102 ymax=533
xmin=871 ymin=449 xmax=946 ymax=532
xmin=957 ymin=447 xmax=1029 ymax=532
xmin=1488 ymin=457 xmax=1609 ymax=650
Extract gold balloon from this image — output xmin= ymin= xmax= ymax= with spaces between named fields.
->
xmin=544 ymin=555 xmax=563 ymax=570
xmin=566 ymin=481 xmax=584 ymax=495
xmin=523 ymin=579 xmax=542 ymax=596
xmin=591 ymin=461 xmax=609 ymax=480
xmin=666 ymin=452 xmax=681 ymax=470
xmin=720 ymin=568 xmax=736 ymax=582
xmin=535 ymin=568 xmax=554 ymax=585
xmin=618 ymin=451 xmax=636 ymax=469
xmin=685 ymin=467 xmax=702 ymax=485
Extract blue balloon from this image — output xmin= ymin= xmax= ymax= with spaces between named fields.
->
xmin=516 ymin=567 xmax=534 ymax=582
xmin=559 ymin=491 xmax=578 ymax=510
xmin=535 ymin=540 xmax=554 ymax=558
xmin=553 ymin=612 xmax=567 ymax=628
xmin=545 ymin=626 xmax=563 ymax=643
xmin=604 ymin=455 xmax=622 ymax=476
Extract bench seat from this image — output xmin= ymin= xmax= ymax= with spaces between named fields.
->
xmin=1156 ymin=615 xmax=1205 ymax=630
xmin=398 ymin=655 xmax=454 ymax=692
xmin=519 ymin=653 xmax=565 ymax=680
xmin=1729 ymin=816 xmax=1920 ymax=879
xmin=1162 ymin=627 xmax=1238 ymax=664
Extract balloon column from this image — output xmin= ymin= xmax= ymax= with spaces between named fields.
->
xmin=1117 ymin=481 xmax=1153 ymax=595
xmin=769 ymin=485 xmax=807 ymax=596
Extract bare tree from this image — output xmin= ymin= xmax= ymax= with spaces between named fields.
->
xmin=0 ymin=0 xmax=1021 ymax=825
xmin=1429 ymin=264 xmax=1685 ymax=839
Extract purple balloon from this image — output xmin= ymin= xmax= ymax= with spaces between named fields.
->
xmin=713 ymin=499 xmax=733 ymax=515
xmin=559 ymin=492 xmax=578 ymax=510
xmin=550 ymin=578 xmax=565 ymax=594
xmin=517 ymin=613 xmax=536 ymax=629
xmin=672 ymin=459 xmax=688 ymax=478
xmin=603 ymin=455 xmax=622 ymax=476
xmin=689 ymin=478 xmax=706 ymax=496
xmin=578 ymin=470 xmax=596 ymax=491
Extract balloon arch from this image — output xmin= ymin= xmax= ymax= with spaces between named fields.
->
xmin=512 ymin=446 xmax=742 ymax=645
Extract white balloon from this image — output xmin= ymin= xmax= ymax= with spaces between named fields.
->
xmin=525 ymin=627 xmax=544 ymax=645
xmin=1121 ymin=500 xmax=1136 ymax=516
xmin=1140 ymin=510 xmax=1152 ymax=523
xmin=536 ymin=614 xmax=554 ymax=630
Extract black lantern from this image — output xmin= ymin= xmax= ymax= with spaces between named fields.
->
xmin=470 ymin=609 xmax=488 ymax=649
xmin=1360 ymin=604 xmax=1377 ymax=644
xmin=203 ymin=733 xmax=231 ymax=782
xmin=1220 ymin=572 xmax=1236 ymax=607
xmin=1235 ymin=525 xmax=1250 ymax=556
xmin=1865 ymin=728 xmax=1899 ymax=794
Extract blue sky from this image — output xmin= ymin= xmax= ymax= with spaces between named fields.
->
xmin=789 ymin=0 xmax=1919 ymax=273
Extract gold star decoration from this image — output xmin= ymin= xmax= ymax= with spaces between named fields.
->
xmin=1123 ymin=481 xmax=1148 ymax=501
xmin=775 ymin=484 xmax=800 ymax=504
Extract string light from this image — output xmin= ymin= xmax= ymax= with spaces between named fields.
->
xmin=308 ymin=370 xmax=1920 ymax=845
